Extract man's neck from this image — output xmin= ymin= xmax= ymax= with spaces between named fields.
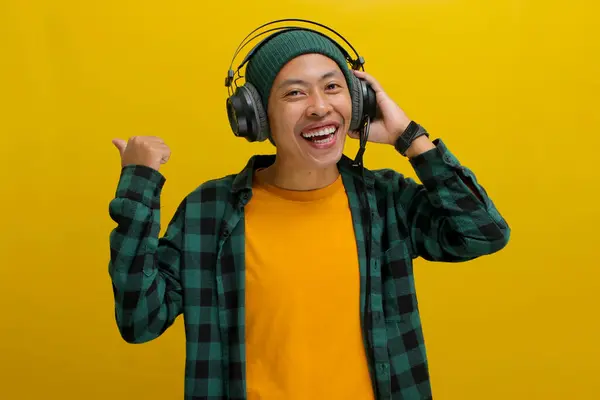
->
xmin=257 ymin=158 xmax=340 ymax=191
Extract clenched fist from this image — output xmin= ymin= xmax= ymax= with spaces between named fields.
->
xmin=112 ymin=136 xmax=171 ymax=171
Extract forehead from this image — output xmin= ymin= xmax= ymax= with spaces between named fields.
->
xmin=273 ymin=53 xmax=344 ymax=82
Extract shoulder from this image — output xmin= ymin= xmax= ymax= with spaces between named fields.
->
xmin=368 ymin=167 xmax=421 ymax=195
xmin=164 ymin=174 xmax=237 ymax=230
xmin=184 ymin=174 xmax=237 ymax=205
xmin=176 ymin=154 xmax=272 ymax=211
xmin=338 ymin=154 xmax=423 ymax=202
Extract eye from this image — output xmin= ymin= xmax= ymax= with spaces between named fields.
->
xmin=326 ymin=83 xmax=342 ymax=90
xmin=285 ymin=90 xmax=302 ymax=97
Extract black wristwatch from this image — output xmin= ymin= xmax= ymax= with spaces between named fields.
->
xmin=394 ymin=121 xmax=429 ymax=156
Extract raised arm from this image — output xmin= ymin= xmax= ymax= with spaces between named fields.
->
xmin=351 ymin=69 xmax=510 ymax=261
xmin=392 ymin=137 xmax=510 ymax=261
xmin=108 ymin=136 xmax=184 ymax=343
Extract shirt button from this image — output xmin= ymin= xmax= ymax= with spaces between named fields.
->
xmin=443 ymin=155 xmax=456 ymax=165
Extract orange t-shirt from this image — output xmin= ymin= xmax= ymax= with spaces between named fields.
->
xmin=244 ymin=172 xmax=374 ymax=400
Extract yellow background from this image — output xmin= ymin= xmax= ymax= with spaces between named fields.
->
xmin=1 ymin=0 xmax=598 ymax=399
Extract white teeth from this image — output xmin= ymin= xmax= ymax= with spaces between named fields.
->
xmin=313 ymin=135 xmax=334 ymax=144
xmin=301 ymin=126 xmax=337 ymax=138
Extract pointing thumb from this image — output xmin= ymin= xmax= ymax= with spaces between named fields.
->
xmin=112 ymin=138 xmax=127 ymax=156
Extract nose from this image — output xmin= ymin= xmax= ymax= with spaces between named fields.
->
xmin=305 ymin=91 xmax=332 ymax=117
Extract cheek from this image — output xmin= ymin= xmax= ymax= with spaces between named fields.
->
xmin=335 ymin=96 xmax=353 ymax=126
xmin=268 ymin=105 xmax=301 ymax=142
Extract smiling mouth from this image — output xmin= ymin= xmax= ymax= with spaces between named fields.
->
xmin=300 ymin=125 xmax=338 ymax=144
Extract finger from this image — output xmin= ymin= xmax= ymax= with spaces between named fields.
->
xmin=146 ymin=136 xmax=165 ymax=143
xmin=347 ymin=130 xmax=360 ymax=139
xmin=160 ymin=151 xmax=171 ymax=164
xmin=157 ymin=144 xmax=171 ymax=163
xmin=130 ymin=135 xmax=165 ymax=144
xmin=157 ymin=143 xmax=170 ymax=152
xmin=112 ymin=139 xmax=127 ymax=156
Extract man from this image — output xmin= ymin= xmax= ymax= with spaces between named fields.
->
xmin=108 ymin=28 xmax=510 ymax=399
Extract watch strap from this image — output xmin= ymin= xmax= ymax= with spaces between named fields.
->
xmin=394 ymin=121 xmax=429 ymax=156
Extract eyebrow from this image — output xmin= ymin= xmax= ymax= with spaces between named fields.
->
xmin=276 ymin=70 xmax=342 ymax=90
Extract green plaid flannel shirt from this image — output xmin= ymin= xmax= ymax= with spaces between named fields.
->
xmin=108 ymin=138 xmax=510 ymax=399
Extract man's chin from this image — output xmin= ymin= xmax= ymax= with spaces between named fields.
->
xmin=304 ymin=143 xmax=344 ymax=168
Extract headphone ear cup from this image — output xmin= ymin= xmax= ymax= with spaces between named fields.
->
xmin=349 ymin=74 xmax=364 ymax=132
xmin=244 ymin=83 xmax=270 ymax=142
xmin=349 ymin=74 xmax=379 ymax=132
xmin=226 ymin=83 xmax=269 ymax=142
xmin=363 ymin=80 xmax=378 ymax=122
xmin=226 ymin=89 xmax=244 ymax=138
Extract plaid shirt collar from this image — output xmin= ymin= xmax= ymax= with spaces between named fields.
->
xmin=230 ymin=152 xmax=376 ymax=196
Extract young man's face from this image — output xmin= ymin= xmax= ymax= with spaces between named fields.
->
xmin=267 ymin=53 xmax=352 ymax=170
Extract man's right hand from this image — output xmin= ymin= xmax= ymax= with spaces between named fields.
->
xmin=112 ymin=136 xmax=171 ymax=171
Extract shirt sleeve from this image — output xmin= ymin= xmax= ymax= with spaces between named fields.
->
xmin=395 ymin=138 xmax=510 ymax=262
xmin=108 ymin=164 xmax=184 ymax=343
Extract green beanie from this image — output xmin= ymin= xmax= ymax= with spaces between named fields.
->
xmin=245 ymin=29 xmax=354 ymax=112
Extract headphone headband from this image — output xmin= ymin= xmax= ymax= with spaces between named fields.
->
xmin=225 ymin=19 xmax=365 ymax=88
xmin=238 ymin=28 xmax=359 ymax=73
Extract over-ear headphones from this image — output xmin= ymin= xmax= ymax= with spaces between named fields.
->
xmin=225 ymin=18 xmax=378 ymax=143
